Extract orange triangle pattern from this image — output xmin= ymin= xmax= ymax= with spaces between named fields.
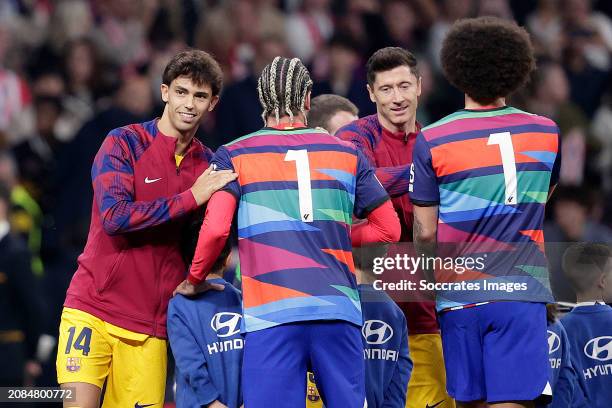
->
xmin=322 ymin=249 xmax=355 ymax=273
xmin=242 ymin=275 xmax=310 ymax=308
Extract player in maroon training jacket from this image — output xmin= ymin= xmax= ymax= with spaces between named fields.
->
xmin=56 ymin=50 xmax=237 ymax=408
xmin=336 ymin=47 xmax=455 ymax=408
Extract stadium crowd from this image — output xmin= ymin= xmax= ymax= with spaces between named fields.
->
xmin=0 ymin=0 xmax=611 ymax=407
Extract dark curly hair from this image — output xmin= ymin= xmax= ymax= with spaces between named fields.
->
xmin=441 ymin=17 xmax=536 ymax=104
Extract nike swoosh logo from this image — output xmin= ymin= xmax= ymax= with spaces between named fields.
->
xmin=144 ymin=177 xmax=162 ymax=184
xmin=426 ymin=401 xmax=444 ymax=408
xmin=134 ymin=403 xmax=155 ymax=408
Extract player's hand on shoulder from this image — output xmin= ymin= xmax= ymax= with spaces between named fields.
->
xmin=172 ymin=279 xmax=224 ymax=297
xmin=190 ymin=164 xmax=238 ymax=206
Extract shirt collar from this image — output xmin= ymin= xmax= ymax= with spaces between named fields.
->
xmin=575 ymin=301 xmax=607 ymax=307
xmin=381 ymin=121 xmax=422 ymax=141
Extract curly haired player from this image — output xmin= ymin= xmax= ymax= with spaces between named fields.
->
xmin=410 ymin=17 xmax=561 ymax=408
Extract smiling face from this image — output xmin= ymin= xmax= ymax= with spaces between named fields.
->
xmin=160 ymin=75 xmax=219 ymax=137
xmin=367 ymin=66 xmax=421 ymax=133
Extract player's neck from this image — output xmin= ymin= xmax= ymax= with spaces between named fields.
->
xmin=576 ymin=291 xmax=605 ymax=304
xmin=464 ymin=95 xmax=506 ymax=110
xmin=266 ymin=113 xmax=307 ymax=128
xmin=158 ymin=110 xmax=198 ymax=155
xmin=377 ymin=111 xmax=417 ymax=134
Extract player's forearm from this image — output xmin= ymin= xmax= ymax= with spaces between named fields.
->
xmin=188 ymin=191 xmax=236 ymax=285
xmin=352 ymin=200 xmax=401 ymax=246
xmin=100 ymin=190 xmax=198 ymax=235
xmin=413 ymin=205 xmax=438 ymax=281
xmin=375 ymin=164 xmax=412 ymax=198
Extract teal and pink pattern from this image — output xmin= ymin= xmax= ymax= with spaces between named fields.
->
xmin=212 ymin=126 xmax=389 ymax=332
xmin=410 ymin=106 xmax=561 ymax=310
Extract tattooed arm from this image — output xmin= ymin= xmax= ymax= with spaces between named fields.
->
xmin=412 ymin=205 xmax=438 ymax=283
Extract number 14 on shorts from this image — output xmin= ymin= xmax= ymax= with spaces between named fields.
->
xmin=64 ymin=326 xmax=92 ymax=356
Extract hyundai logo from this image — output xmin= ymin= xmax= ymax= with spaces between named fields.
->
xmin=584 ymin=336 xmax=612 ymax=361
xmin=547 ymin=330 xmax=561 ymax=354
xmin=362 ymin=320 xmax=393 ymax=345
xmin=210 ymin=312 xmax=242 ymax=338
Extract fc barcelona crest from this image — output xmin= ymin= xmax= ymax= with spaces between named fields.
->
xmin=66 ymin=357 xmax=81 ymax=372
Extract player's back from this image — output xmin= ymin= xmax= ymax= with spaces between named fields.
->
xmin=213 ymin=126 xmax=388 ymax=332
xmin=413 ymin=106 xmax=560 ymax=309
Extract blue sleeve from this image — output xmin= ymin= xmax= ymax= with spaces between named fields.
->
xmin=409 ymin=133 xmax=439 ymax=206
xmin=550 ymin=130 xmax=562 ymax=187
xmin=354 ymin=149 xmax=390 ymax=219
xmin=167 ymin=299 xmax=220 ymax=406
xmin=550 ymin=324 xmax=575 ymax=408
xmin=382 ymin=316 xmax=412 ymax=408
xmin=212 ymin=146 xmax=241 ymax=198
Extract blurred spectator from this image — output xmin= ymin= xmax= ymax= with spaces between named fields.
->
xmin=213 ymin=34 xmax=287 ymax=146
xmin=12 ymin=95 xmax=65 ymax=212
xmin=56 ymin=38 xmax=102 ymax=140
xmin=545 ymin=186 xmax=612 ymax=302
xmin=525 ymin=60 xmax=595 ymax=186
xmin=526 ymin=0 xmax=563 ymax=59
xmin=90 ymin=0 xmax=153 ymax=68
xmin=0 ymin=24 xmax=32 ymax=143
xmin=415 ymin=57 xmax=434 ymax=124
xmin=0 ymin=181 xmax=46 ymax=387
xmin=382 ymin=0 xmax=420 ymax=51
xmin=591 ymin=82 xmax=612 ymax=191
xmin=476 ymin=0 xmax=514 ymax=19
xmin=0 ymin=151 xmax=43 ymax=277
xmin=428 ymin=0 xmax=473 ymax=72
xmin=285 ymin=0 xmax=334 ymax=64
xmin=53 ymin=73 xmax=152 ymax=252
xmin=47 ymin=0 xmax=94 ymax=54
xmin=197 ymin=0 xmax=285 ymax=82
xmin=546 ymin=186 xmax=612 ymax=243
xmin=561 ymin=0 xmax=612 ymax=71
xmin=312 ymin=33 xmax=373 ymax=116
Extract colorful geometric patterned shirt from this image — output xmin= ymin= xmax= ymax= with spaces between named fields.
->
xmin=212 ymin=126 xmax=389 ymax=332
xmin=409 ymin=106 xmax=561 ymax=311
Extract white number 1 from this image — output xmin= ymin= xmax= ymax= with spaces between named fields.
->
xmin=487 ymin=131 xmax=517 ymax=205
xmin=285 ymin=149 xmax=313 ymax=222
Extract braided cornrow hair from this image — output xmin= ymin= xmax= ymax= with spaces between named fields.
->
xmin=257 ymin=56 xmax=313 ymax=125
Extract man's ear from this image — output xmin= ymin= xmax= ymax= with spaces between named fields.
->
xmin=208 ymin=95 xmax=220 ymax=112
xmin=367 ymin=84 xmax=376 ymax=104
xmin=160 ymin=84 xmax=169 ymax=103
xmin=417 ymin=76 xmax=422 ymax=98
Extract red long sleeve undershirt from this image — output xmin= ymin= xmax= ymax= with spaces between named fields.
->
xmin=187 ymin=193 xmax=401 ymax=285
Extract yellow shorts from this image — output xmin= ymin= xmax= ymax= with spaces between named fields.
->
xmin=406 ymin=333 xmax=455 ymax=408
xmin=306 ymin=371 xmax=323 ymax=407
xmin=56 ymin=308 xmax=167 ymax=408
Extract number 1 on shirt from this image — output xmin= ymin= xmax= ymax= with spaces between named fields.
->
xmin=285 ymin=149 xmax=314 ymax=222
xmin=488 ymin=131 xmax=518 ymax=205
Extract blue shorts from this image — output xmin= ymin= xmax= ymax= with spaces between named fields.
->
xmin=242 ymin=321 xmax=365 ymax=408
xmin=439 ymin=302 xmax=550 ymax=403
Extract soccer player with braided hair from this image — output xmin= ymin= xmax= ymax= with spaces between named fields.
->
xmin=174 ymin=56 xmax=401 ymax=407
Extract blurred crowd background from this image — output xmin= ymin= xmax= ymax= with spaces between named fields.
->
xmin=1 ymin=0 xmax=611 ymax=399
